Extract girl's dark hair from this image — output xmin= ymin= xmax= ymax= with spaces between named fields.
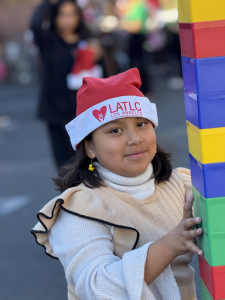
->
xmin=50 ymin=0 xmax=92 ymax=39
xmin=53 ymin=137 xmax=173 ymax=193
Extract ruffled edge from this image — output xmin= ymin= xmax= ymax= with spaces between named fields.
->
xmin=31 ymin=199 xmax=64 ymax=260
xmin=31 ymin=198 xmax=140 ymax=260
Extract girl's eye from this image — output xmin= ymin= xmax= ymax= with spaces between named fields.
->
xmin=137 ymin=122 xmax=147 ymax=127
xmin=110 ymin=128 xmax=122 ymax=134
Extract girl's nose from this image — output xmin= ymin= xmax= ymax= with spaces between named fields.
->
xmin=126 ymin=129 xmax=143 ymax=146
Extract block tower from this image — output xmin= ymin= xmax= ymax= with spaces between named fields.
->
xmin=177 ymin=1 xmax=225 ymax=299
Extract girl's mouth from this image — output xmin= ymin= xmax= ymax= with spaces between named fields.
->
xmin=124 ymin=151 xmax=146 ymax=159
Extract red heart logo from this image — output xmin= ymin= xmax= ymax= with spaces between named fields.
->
xmin=92 ymin=106 xmax=107 ymax=122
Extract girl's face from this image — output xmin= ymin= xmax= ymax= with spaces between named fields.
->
xmin=85 ymin=117 xmax=157 ymax=177
xmin=55 ymin=2 xmax=80 ymax=33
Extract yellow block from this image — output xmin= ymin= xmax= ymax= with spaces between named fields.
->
xmin=187 ymin=121 xmax=225 ymax=164
xmin=177 ymin=0 xmax=225 ymax=23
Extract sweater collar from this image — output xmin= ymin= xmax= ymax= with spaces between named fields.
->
xmin=94 ymin=162 xmax=155 ymax=200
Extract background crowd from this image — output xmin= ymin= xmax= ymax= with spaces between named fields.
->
xmin=0 ymin=0 xmax=182 ymax=89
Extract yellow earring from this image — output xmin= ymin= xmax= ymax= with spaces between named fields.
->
xmin=88 ymin=159 xmax=95 ymax=171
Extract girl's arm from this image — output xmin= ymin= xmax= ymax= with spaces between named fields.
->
xmin=49 ymin=210 xmax=161 ymax=300
xmin=144 ymin=194 xmax=202 ymax=285
xmin=30 ymin=0 xmax=56 ymax=49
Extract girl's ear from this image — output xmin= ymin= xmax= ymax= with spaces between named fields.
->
xmin=84 ymin=139 xmax=96 ymax=159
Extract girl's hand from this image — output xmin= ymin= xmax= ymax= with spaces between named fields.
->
xmin=144 ymin=194 xmax=203 ymax=285
xmin=169 ymin=195 xmax=203 ymax=257
xmin=144 ymin=195 xmax=202 ymax=285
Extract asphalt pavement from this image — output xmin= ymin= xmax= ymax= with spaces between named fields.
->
xmin=0 ymin=78 xmax=201 ymax=300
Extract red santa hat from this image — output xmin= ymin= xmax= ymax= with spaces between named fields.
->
xmin=66 ymin=68 xmax=158 ymax=150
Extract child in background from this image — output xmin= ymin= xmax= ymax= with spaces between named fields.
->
xmin=32 ymin=68 xmax=202 ymax=300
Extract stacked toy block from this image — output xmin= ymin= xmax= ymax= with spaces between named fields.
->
xmin=177 ymin=1 xmax=225 ymax=299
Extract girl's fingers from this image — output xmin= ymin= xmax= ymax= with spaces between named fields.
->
xmin=188 ymin=242 xmax=203 ymax=256
xmin=185 ymin=227 xmax=202 ymax=239
xmin=183 ymin=217 xmax=201 ymax=231
xmin=183 ymin=195 xmax=194 ymax=219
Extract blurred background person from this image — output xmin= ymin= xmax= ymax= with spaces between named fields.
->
xmin=148 ymin=0 xmax=183 ymax=90
xmin=120 ymin=0 xmax=151 ymax=97
xmin=30 ymin=0 xmax=105 ymax=169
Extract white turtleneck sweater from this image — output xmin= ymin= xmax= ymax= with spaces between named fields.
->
xmin=94 ymin=162 xmax=155 ymax=200
xmin=49 ymin=164 xmax=181 ymax=300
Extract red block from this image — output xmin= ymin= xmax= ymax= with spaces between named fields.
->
xmin=179 ymin=20 xmax=225 ymax=58
xmin=199 ymin=255 xmax=225 ymax=299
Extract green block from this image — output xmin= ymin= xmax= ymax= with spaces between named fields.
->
xmin=193 ymin=186 xmax=225 ymax=266
xmin=200 ymin=279 xmax=213 ymax=300
xmin=197 ymin=230 xmax=225 ymax=267
xmin=192 ymin=186 xmax=225 ymax=233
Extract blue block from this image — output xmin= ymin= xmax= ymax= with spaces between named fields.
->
xmin=184 ymin=89 xmax=225 ymax=129
xmin=181 ymin=55 xmax=225 ymax=94
xmin=189 ymin=153 xmax=225 ymax=198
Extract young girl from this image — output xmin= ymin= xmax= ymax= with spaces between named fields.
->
xmin=32 ymin=68 xmax=203 ymax=300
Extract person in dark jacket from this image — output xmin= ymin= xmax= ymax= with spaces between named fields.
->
xmin=31 ymin=0 xmax=100 ymax=168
